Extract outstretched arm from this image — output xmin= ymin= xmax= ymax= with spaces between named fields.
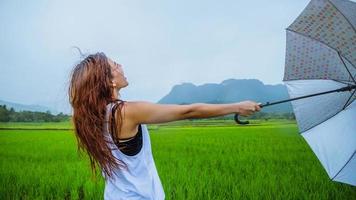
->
xmin=123 ymin=101 xmax=261 ymax=125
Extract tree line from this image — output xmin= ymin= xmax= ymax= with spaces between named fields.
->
xmin=0 ymin=105 xmax=70 ymax=122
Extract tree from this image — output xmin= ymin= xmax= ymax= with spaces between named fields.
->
xmin=0 ymin=105 xmax=10 ymax=122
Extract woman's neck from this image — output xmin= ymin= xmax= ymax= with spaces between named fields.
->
xmin=112 ymin=88 xmax=121 ymax=100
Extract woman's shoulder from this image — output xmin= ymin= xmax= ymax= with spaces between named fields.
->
xmin=110 ymin=100 xmax=146 ymax=138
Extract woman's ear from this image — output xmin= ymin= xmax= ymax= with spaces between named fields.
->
xmin=110 ymin=80 xmax=117 ymax=87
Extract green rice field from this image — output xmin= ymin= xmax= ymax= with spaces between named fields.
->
xmin=0 ymin=120 xmax=355 ymax=199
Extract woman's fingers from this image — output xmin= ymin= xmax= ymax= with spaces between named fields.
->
xmin=237 ymin=101 xmax=262 ymax=116
xmin=255 ymin=105 xmax=261 ymax=112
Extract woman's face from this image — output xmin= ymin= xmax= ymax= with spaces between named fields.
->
xmin=108 ymin=58 xmax=128 ymax=88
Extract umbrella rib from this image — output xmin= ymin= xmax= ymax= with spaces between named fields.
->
xmin=286 ymin=29 xmax=356 ymax=70
xmin=342 ymin=88 xmax=356 ymax=110
xmin=328 ymin=0 xmax=356 ymax=33
xmin=337 ymin=52 xmax=356 ymax=84
xmin=331 ymin=150 xmax=356 ymax=181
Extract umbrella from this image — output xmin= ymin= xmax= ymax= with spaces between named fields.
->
xmin=235 ymin=0 xmax=356 ymax=186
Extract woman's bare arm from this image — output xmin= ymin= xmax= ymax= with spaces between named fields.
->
xmin=122 ymin=101 xmax=261 ymax=125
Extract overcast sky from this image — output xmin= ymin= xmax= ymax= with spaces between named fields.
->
xmin=0 ymin=0 xmax=312 ymax=113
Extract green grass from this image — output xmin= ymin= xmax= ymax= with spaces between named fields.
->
xmin=0 ymin=120 xmax=355 ymax=199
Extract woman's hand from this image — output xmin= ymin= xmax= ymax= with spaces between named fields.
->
xmin=235 ymin=101 xmax=261 ymax=117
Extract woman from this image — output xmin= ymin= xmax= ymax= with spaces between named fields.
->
xmin=68 ymin=52 xmax=261 ymax=200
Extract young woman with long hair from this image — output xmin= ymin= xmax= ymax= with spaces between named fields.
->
xmin=68 ymin=52 xmax=261 ymax=200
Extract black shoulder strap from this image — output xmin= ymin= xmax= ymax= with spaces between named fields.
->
xmin=110 ymin=99 xmax=125 ymax=144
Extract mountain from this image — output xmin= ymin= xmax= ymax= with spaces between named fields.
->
xmin=158 ymin=79 xmax=293 ymax=113
xmin=0 ymin=99 xmax=58 ymax=114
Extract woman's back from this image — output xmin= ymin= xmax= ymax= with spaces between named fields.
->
xmin=102 ymin=102 xmax=165 ymax=200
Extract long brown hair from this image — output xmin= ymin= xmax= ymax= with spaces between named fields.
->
xmin=68 ymin=52 xmax=126 ymax=180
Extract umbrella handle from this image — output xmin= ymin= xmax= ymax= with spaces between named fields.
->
xmin=234 ymin=102 xmax=264 ymax=125
xmin=234 ymin=114 xmax=250 ymax=125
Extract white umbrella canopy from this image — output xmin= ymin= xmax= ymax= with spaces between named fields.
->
xmin=284 ymin=0 xmax=356 ymax=186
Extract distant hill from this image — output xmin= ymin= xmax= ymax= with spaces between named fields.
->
xmin=158 ymin=79 xmax=293 ymax=113
xmin=0 ymin=99 xmax=58 ymax=114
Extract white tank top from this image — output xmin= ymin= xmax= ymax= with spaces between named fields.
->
xmin=101 ymin=103 xmax=165 ymax=200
